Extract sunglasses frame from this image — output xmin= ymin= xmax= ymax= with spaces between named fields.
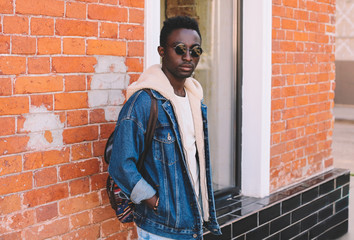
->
xmin=173 ymin=43 xmax=203 ymax=58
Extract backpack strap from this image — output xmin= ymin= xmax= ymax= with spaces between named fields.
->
xmin=136 ymin=89 xmax=158 ymax=171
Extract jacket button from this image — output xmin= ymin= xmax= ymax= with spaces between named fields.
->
xmin=193 ymin=234 xmax=197 ymax=238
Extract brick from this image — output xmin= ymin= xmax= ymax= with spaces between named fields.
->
xmin=0 ymin=36 xmax=10 ymax=54
xmin=90 ymin=109 xmax=106 ymax=123
xmin=119 ymin=0 xmax=144 ymax=8
xmin=63 ymin=38 xmax=86 ymax=55
xmin=129 ymin=8 xmax=144 ymax=24
xmin=0 ymin=78 xmax=12 ymax=96
xmin=66 ymin=2 xmax=87 ymax=19
xmin=91 ymin=173 xmax=108 ymax=190
xmin=52 ymin=57 xmax=97 ymax=73
xmin=100 ymin=22 xmax=118 ymax=38
xmin=294 ymin=32 xmax=308 ymax=42
xmin=0 ymin=56 xmax=26 ymax=75
xmin=0 ymin=194 xmax=21 ymax=215
xmin=272 ymin=53 xmax=285 ymax=64
xmin=28 ymin=57 xmax=51 ymax=74
xmin=54 ymin=92 xmax=88 ymax=110
xmin=4 ymin=210 xmax=36 ymax=230
xmin=38 ymin=37 xmax=61 ymax=55
xmin=23 ymin=218 xmax=69 ymax=240
xmin=93 ymin=140 xmax=106 ymax=157
xmin=101 ymin=218 xmax=131 ymax=237
xmin=70 ymin=211 xmax=91 ymax=229
xmin=36 ymin=203 xmax=58 ymax=222
xmin=23 ymin=148 xmax=70 ymax=170
xmin=100 ymin=0 xmax=118 ymax=4
xmin=65 ymin=75 xmax=86 ymax=92
xmin=15 ymin=76 xmax=63 ymax=94
xmin=12 ymin=36 xmax=36 ymax=55
xmin=67 ymin=110 xmax=88 ymax=127
xmin=0 ymin=155 xmax=21 ymax=176
xmin=100 ymin=123 xmax=115 ymax=139
xmin=59 ymin=158 xmax=100 ymax=180
xmin=0 ymin=172 xmax=32 ymax=195
xmin=128 ymin=42 xmax=144 ymax=57
xmin=281 ymin=19 xmax=297 ymax=30
xmin=24 ymin=183 xmax=69 ymax=207
xmin=273 ymin=17 xmax=281 ymax=28
xmin=271 ymin=121 xmax=285 ymax=133
xmin=280 ymin=41 xmax=296 ymax=52
xmin=126 ymin=58 xmax=143 ymax=72
xmin=69 ymin=177 xmax=90 ymax=195
xmin=119 ymin=24 xmax=144 ymax=40
xmin=3 ymin=16 xmax=29 ymax=34
xmin=16 ymin=0 xmax=64 ymax=17
xmin=0 ymin=117 xmax=15 ymax=136
xmin=76 ymin=0 xmax=98 ymax=2
xmin=34 ymin=167 xmax=57 ymax=187
xmin=0 ymin=0 xmax=13 ymax=13
xmin=62 ymin=224 xmax=100 ymax=240
xmin=63 ymin=125 xmax=98 ymax=144
xmin=87 ymin=39 xmax=126 ymax=56
xmin=30 ymin=94 xmax=53 ymax=111
xmin=56 ymin=19 xmax=98 ymax=37
xmin=283 ymin=0 xmax=297 ymax=8
xmin=31 ymin=18 xmax=54 ymax=35
xmin=294 ymin=10 xmax=308 ymax=20
xmin=100 ymin=189 xmax=110 ymax=205
xmin=92 ymin=205 xmax=115 ymax=223
xmin=72 ymin=142 xmax=92 ymax=161
xmin=59 ymin=192 xmax=100 ymax=215
xmin=0 ymin=135 xmax=29 ymax=157
xmin=88 ymin=4 xmax=128 ymax=22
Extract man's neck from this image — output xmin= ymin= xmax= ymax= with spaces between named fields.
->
xmin=162 ymin=68 xmax=186 ymax=97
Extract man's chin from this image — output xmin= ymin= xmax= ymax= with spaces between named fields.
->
xmin=178 ymin=71 xmax=193 ymax=79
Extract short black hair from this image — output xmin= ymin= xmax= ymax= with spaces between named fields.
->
xmin=160 ymin=16 xmax=202 ymax=47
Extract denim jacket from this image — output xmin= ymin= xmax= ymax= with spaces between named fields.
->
xmin=108 ymin=65 xmax=221 ymax=240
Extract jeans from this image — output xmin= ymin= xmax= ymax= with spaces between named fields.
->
xmin=137 ymin=227 xmax=174 ymax=240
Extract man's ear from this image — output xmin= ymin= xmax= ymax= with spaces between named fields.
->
xmin=157 ymin=46 xmax=164 ymax=57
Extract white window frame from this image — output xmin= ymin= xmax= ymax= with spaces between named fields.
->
xmin=144 ymin=0 xmax=161 ymax=69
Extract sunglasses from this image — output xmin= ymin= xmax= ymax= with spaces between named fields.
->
xmin=173 ymin=43 xmax=203 ymax=58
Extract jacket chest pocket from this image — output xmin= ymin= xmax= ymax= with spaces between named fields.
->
xmin=153 ymin=126 xmax=177 ymax=166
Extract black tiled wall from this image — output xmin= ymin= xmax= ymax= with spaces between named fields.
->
xmin=204 ymin=169 xmax=350 ymax=240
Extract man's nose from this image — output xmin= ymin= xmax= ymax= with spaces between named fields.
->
xmin=182 ymin=50 xmax=192 ymax=61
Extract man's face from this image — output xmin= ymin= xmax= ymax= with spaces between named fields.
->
xmin=159 ymin=28 xmax=201 ymax=81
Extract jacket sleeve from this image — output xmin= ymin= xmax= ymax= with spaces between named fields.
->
xmin=108 ymin=111 xmax=156 ymax=204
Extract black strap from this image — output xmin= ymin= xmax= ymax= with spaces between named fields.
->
xmin=136 ymin=89 xmax=158 ymax=171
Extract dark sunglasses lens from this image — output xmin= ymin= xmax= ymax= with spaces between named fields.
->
xmin=191 ymin=46 xmax=203 ymax=57
xmin=175 ymin=45 xmax=186 ymax=55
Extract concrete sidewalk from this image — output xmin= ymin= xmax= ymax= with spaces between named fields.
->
xmin=333 ymin=104 xmax=354 ymax=240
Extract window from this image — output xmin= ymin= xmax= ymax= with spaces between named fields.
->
xmin=161 ymin=0 xmax=241 ymax=193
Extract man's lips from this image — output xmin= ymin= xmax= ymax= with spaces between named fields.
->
xmin=179 ymin=64 xmax=194 ymax=71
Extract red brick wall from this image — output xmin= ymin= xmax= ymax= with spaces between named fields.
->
xmin=0 ymin=0 xmax=143 ymax=239
xmin=271 ymin=0 xmax=336 ymax=192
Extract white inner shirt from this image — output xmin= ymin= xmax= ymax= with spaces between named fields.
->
xmin=175 ymin=91 xmax=200 ymax=198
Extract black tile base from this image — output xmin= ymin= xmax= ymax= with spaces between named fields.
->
xmin=204 ymin=169 xmax=350 ymax=240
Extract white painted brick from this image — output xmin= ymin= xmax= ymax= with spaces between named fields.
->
xmin=90 ymin=73 xmax=127 ymax=90
xmin=104 ymin=106 xmax=122 ymax=122
xmin=21 ymin=106 xmax=64 ymax=151
xmin=108 ymin=90 xmax=125 ymax=105
xmin=88 ymin=90 xmax=109 ymax=107
xmin=95 ymin=56 xmax=127 ymax=73
xmin=27 ymin=130 xmax=64 ymax=151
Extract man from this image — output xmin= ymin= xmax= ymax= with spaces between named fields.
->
xmin=108 ymin=16 xmax=221 ymax=240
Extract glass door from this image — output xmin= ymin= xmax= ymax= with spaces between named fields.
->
xmin=161 ymin=0 xmax=239 ymax=192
